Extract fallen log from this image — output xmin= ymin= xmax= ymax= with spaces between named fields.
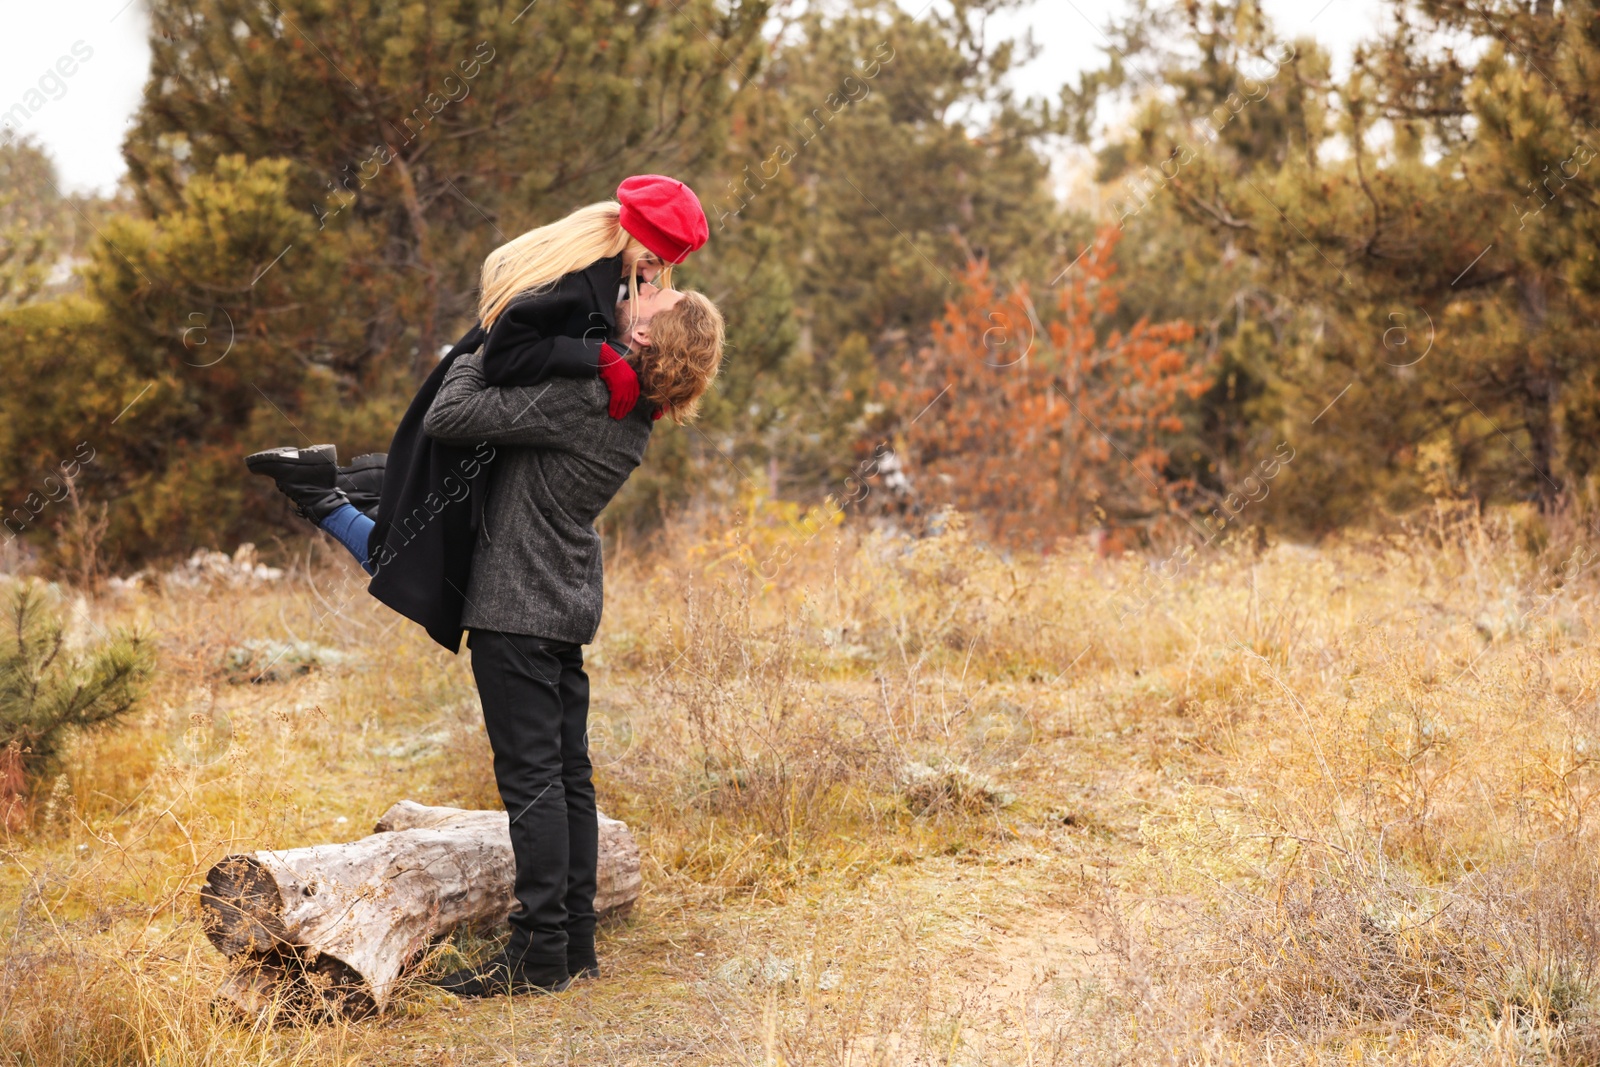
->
xmin=200 ymin=801 xmax=641 ymax=1017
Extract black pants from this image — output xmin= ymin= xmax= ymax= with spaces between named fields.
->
xmin=467 ymin=630 xmax=597 ymax=974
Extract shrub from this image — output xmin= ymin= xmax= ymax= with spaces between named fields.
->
xmin=0 ymin=581 xmax=154 ymax=818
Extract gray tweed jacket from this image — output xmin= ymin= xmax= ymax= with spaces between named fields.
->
xmin=421 ymin=348 xmax=654 ymax=644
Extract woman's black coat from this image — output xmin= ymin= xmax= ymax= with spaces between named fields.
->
xmin=365 ymin=254 xmax=622 ymax=651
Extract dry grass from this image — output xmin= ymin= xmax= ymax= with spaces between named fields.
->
xmin=4 ymin=499 xmax=1600 ymax=1064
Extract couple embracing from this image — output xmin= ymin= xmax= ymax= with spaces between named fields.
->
xmin=245 ymin=175 xmax=724 ymax=997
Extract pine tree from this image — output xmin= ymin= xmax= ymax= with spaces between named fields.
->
xmin=1066 ymin=0 xmax=1600 ymax=524
xmin=0 ymin=581 xmax=154 ymax=790
xmin=125 ymin=0 xmax=770 ymax=384
xmin=0 ymin=138 xmax=98 ymax=309
xmin=1 ymin=156 xmax=378 ymax=563
xmin=687 ymin=0 xmax=1071 ymax=502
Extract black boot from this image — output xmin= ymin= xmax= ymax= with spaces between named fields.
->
xmin=431 ymin=949 xmax=571 ymax=998
xmin=245 ymin=444 xmax=350 ymax=524
xmin=336 ymin=453 xmax=386 ymax=520
xmin=567 ymin=922 xmax=600 ymax=979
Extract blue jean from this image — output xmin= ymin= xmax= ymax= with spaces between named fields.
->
xmin=318 ymin=503 xmax=376 ymax=575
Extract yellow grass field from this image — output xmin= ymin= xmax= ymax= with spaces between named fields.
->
xmin=5 ymin=500 xmax=1600 ymax=1065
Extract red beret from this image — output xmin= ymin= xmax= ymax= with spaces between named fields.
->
xmin=617 ymin=174 xmax=708 ymax=264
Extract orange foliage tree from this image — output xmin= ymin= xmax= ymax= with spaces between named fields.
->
xmin=885 ymin=227 xmax=1207 ymax=546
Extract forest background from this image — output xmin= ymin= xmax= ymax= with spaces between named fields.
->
xmin=3 ymin=0 xmax=1599 ymax=571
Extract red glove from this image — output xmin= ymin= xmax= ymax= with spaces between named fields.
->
xmin=597 ymin=342 xmax=640 ymax=419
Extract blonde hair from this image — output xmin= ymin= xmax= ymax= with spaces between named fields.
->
xmin=639 ymin=291 xmax=724 ymax=423
xmin=477 ymin=200 xmax=677 ymax=328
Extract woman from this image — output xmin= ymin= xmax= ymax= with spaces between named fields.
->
xmin=247 ymin=174 xmax=713 ymax=650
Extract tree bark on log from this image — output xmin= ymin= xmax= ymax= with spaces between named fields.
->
xmin=199 ymin=801 xmax=641 ymax=1017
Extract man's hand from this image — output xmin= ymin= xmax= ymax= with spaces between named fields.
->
xmin=597 ymin=343 xmax=640 ymax=419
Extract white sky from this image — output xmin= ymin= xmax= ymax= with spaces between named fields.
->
xmin=4 ymin=0 xmax=1388 ymax=196
xmin=993 ymin=0 xmax=1388 ymax=102
xmin=2 ymin=0 xmax=151 ymax=195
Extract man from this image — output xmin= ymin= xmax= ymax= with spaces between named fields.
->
xmin=419 ymin=285 xmax=723 ymax=994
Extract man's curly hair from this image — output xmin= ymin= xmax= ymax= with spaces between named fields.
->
xmin=638 ymin=291 xmax=724 ymax=423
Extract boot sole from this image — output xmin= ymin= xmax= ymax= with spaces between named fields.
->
xmin=245 ymin=444 xmax=337 ymax=474
xmin=434 ymin=975 xmax=573 ymax=998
